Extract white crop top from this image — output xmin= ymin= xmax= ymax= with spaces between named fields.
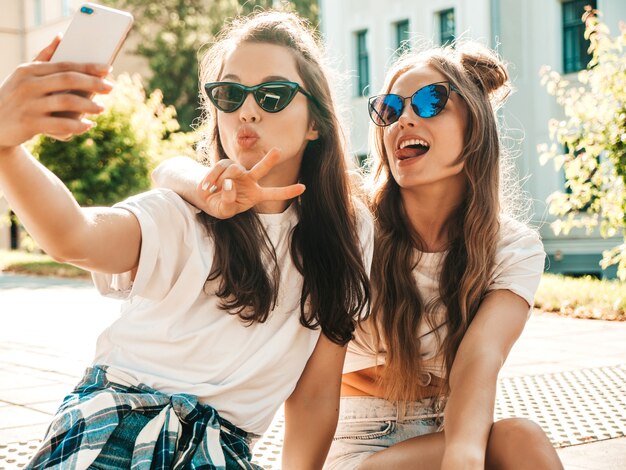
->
xmin=92 ymin=189 xmax=374 ymax=434
xmin=343 ymin=215 xmax=545 ymax=377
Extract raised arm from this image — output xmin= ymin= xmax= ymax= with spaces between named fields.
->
xmin=440 ymin=289 xmax=529 ymax=469
xmin=151 ymin=156 xmax=208 ymax=208
xmin=0 ymin=39 xmax=141 ymax=274
xmin=282 ymin=334 xmax=347 ymax=470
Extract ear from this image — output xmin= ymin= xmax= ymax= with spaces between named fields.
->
xmin=305 ymin=121 xmax=319 ymax=141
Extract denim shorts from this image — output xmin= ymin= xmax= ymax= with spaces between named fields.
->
xmin=324 ymin=396 xmax=445 ymax=470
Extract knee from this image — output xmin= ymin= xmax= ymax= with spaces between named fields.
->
xmin=489 ymin=418 xmax=550 ymax=450
xmin=487 ymin=418 xmax=562 ymax=469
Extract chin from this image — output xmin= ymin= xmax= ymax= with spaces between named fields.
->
xmin=233 ymin=151 xmax=263 ymax=169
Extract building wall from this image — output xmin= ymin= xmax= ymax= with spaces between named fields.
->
xmin=320 ymin=0 xmax=625 ymax=278
xmin=496 ymin=0 xmax=624 ymax=277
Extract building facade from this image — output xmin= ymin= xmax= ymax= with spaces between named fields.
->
xmin=319 ymin=0 xmax=626 ymax=278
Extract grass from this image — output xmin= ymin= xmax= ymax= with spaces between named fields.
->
xmin=0 ymin=249 xmax=89 ymax=279
xmin=534 ymin=273 xmax=626 ymax=321
xmin=1 ymin=250 xmax=625 ymax=321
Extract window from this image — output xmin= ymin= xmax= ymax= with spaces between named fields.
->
xmin=62 ymin=0 xmax=72 ymax=16
xmin=395 ymin=19 xmax=411 ymax=55
xmin=439 ymin=8 xmax=455 ymax=46
xmin=34 ymin=0 xmax=44 ymax=26
xmin=562 ymin=0 xmax=597 ymax=73
xmin=355 ymin=30 xmax=370 ymax=96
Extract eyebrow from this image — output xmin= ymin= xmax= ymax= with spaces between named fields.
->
xmin=220 ymin=74 xmax=293 ymax=82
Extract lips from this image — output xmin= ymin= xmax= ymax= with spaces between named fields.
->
xmin=236 ymin=126 xmax=260 ymax=149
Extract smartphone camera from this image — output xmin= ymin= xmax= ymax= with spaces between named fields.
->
xmin=80 ymin=6 xmax=94 ymax=14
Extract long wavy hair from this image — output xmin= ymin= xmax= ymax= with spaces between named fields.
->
xmin=368 ymin=42 xmax=512 ymax=400
xmin=196 ymin=11 xmax=370 ymax=345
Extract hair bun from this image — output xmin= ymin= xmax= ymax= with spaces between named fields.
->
xmin=458 ymin=43 xmax=510 ymax=104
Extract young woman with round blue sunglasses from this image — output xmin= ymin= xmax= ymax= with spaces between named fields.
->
xmin=325 ymin=42 xmax=563 ymax=470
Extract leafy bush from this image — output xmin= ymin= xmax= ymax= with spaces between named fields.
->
xmin=535 ymin=273 xmax=626 ymax=321
xmin=31 ymin=73 xmax=195 ymax=206
xmin=539 ymin=10 xmax=626 ymax=279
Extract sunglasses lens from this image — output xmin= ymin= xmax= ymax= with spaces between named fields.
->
xmin=369 ymin=94 xmax=403 ymax=126
xmin=255 ymin=84 xmax=296 ymax=112
xmin=412 ymin=84 xmax=449 ymax=118
xmin=209 ymin=84 xmax=245 ymax=112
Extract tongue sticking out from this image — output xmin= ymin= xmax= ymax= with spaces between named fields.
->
xmin=397 ymin=144 xmax=429 ymax=160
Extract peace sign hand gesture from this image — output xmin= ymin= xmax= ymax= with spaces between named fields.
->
xmin=197 ymin=148 xmax=305 ymax=219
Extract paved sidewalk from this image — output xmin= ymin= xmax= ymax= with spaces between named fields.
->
xmin=1 ymin=273 xmax=625 ymax=469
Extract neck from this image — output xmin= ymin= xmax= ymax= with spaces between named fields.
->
xmin=256 ymin=200 xmax=290 ymax=214
xmin=400 ymin=175 xmax=466 ymax=252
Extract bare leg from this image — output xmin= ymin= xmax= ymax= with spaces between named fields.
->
xmin=486 ymin=418 xmax=564 ymax=470
xmin=356 ymin=419 xmax=563 ymax=470
xmin=357 ymin=431 xmax=445 ymax=470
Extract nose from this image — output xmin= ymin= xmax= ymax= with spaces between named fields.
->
xmin=398 ymin=113 xmax=418 ymax=129
xmin=238 ymin=92 xmax=261 ymax=123
xmin=397 ymin=97 xmax=420 ymax=129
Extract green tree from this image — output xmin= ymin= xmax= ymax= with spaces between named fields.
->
xmin=105 ymin=0 xmax=319 ymax=131
xmin=31 ymin=74 xmax=194 ymax=206
xmin=539 ymin=9 xmax=626 ymax=279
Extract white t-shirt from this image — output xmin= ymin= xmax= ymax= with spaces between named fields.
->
xmin=344 ymin=215 xmax=545 ymax=377
xmin=92 ymin=189 xmax=374 ymax=434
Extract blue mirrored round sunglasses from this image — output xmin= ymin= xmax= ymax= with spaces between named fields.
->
xmin=204 ymin=81 xmax=314 ymax=113
xmin=368 ymin=81 xmax=457 ymax=127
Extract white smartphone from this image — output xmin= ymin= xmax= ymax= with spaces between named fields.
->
xmin=51 ymin=3 xmax=133 ymax=66
xmin=50 ymin=3 xmax=133 ymax=118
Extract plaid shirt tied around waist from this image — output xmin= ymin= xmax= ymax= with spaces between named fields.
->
xmin=26 ymin=366 xmax=262 ymax=470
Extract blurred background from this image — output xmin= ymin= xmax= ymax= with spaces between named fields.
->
xmin=1 ymin=0 xmax=625 ymax=318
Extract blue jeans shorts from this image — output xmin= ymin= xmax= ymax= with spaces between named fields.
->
xmin=324 ymin=396 xmax=445 ymax=470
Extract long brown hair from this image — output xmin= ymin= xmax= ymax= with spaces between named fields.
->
xmin=368 ymin=42 xmax=512 ymax=399
xmin=197 ymin=11 xmax=370 ymax=345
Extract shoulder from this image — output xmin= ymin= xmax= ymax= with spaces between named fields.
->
xmin=488 ymin=214 xmax=546 ymax=306
xmin=497 ymin=214 xmax=544 ymax=257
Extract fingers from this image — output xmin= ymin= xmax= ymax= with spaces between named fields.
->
xmin=221 ymin=179 xmax=237 ymax=205
xmin=260 ymin=183 xmax=306 ymax=202
xmin=38 ymin=116 xmax=95 ymax=138
xmin=33 ymin=72 xmax=113 ymax=96
xmin=249 ymin=148 xmax=281 ymax=181
xmin=26 ymin=61 xmax=111 ymax=78
xmin=39 ymin=92 xmax=104 ymax=115
xmin=33 ymin=34 xmax=62 ymax=62
xmin=200 ymin=160 xmax=244 ymax=193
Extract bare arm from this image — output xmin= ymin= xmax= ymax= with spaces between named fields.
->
xmin=357 ymin=291 xmax=534 ymax=470
xmin=0 ymin=147 xmax=140 ymax=273
xmin=0 ymin=39 xmax=141 ymax=274
xmin=151 ymin=156 xmax=208 ymax=207
xmin=282 ymin=334 xmax=347 ymax=470
xmin=440 ymin=289 xmax=530 ymax=469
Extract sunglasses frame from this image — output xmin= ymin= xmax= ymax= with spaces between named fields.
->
xmin=204 ymin=80 xmax=314 ymax=114
xmin=368 ymin=81 xmax=459 ymax=127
